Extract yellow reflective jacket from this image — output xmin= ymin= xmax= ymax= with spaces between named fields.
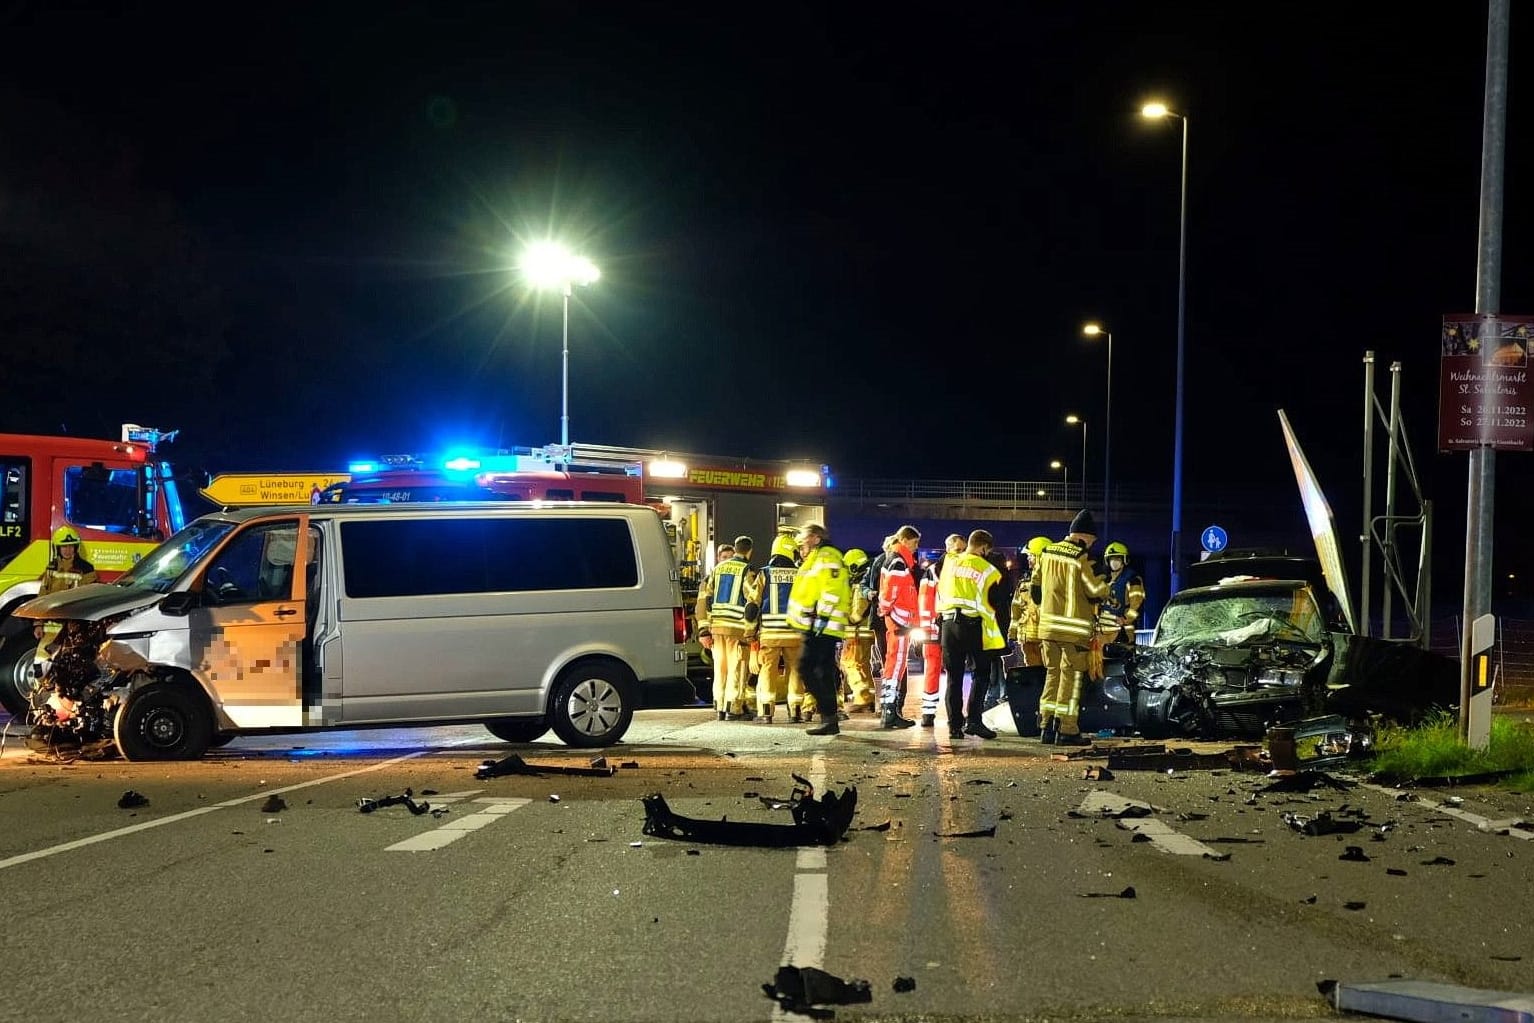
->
xmin=1036 ymin=538 xmax=1109 ymax=644
xmin=937 ymin=551 xmax=1006 ymax=651
xmin=787 ymin=544 xmax=849 ymax=639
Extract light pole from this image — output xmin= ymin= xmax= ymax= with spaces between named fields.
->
xmin=1049 ymin=459 xmax=1068 ymax=507
xmin=521 ymin=241 xmax=600 ymax=453
xmin=1082 ymin=322 xmax=1114 ymax=532
xmin=1142 ymin=101 xmax=1188 ymax=596
xmin=1065 ymin=415 xmax=1087 ymax=506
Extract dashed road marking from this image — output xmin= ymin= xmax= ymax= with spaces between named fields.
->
xmin=385 ymin=797 xmax=531 ymax=852
xmin=1077 ymin=790 xmax=1223 ymax=856
xmin=1359 ymin=782 xmax=1534 ymax=840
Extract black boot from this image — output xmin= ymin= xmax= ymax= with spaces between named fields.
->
xmin=964 ymin=719 xmax=998 ymax=740
xmin=881 ymin=704 xmax=916 ymax=730
xmin=1054 ymin=731 xmax=1090 ymax=747
xmin=1040 ymin=720 xmax=1058 ymax=744
xmin=806 ymin=713 xmax=840 ymax=736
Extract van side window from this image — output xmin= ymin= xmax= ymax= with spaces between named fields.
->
xmin=202 ymin=520 xmax=302 ymax=606
xmin=340 ymin=517 xmax=639 ymax=598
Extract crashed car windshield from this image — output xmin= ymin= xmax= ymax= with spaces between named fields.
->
xmin=112 ymin=518 xmax=238 ymax=594
xmin=1152 ymin=584 xmax=1325 ymax=648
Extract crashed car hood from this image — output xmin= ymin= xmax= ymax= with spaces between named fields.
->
xmin=13 ymin=582 xmax=165 ymax=622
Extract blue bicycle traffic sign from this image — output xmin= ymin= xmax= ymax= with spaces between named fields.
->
xmin=1201 ymin=525 xmax=1229 ymax=553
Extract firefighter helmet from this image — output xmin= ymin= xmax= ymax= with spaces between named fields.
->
xmin=1105 ymin=541 xmax=1129 ymax=559
xmin=51 ymin=526 xmax=83 ymax=550
xmin=1026 ymin=536 xmax=1050 ymax=558
xmin=770 ymin=533 xmax=798 ymax=560
xmin=843 ymin=548 xmax=869 ymax=572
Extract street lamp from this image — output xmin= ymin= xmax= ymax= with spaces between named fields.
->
xmin=1142 ymin=101 xmax=1189 ymax=596
xmin=1049 ymin=459 xmax=1068 ymax=506
xmin=1065 ymin=415 xmax=1087 ymax=506
xmin=1082 ymin=322 xmax=1114 ymax=532
xmin=521 ymin=241 xmax=600 ymax=454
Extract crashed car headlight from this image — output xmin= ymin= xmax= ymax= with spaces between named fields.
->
xmin=100 ymin=635 xmax=156 ymax=673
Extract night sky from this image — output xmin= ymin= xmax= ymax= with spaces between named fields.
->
xmin=3 ymin=4 xmax=1531 ymax=591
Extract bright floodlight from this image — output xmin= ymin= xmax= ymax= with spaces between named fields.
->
xmin=1083 ymin=322 xmax=1105 ymax=337
xmin=785 ymin=468 xmax=822 ymax=488
xmin=1141 ymin=102 xmax=1170 ymax=119
xmin=649 ymin=459 xmax=688 ymax=479
xmin=522 ymin=242 xmax=600 ymax=289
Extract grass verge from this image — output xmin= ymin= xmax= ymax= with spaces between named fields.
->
xmin=1368 ymin=709 xmax=1534 ymax=792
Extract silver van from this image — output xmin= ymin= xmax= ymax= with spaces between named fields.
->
xmin=15 ymin=503 xmax=692 ymax=759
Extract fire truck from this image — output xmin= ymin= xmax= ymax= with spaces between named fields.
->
xmin=0 ymin=425 xmax=187 ymax=715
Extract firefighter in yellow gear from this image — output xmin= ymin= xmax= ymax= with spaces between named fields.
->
xmin=1097 ymin=541 xmax=1146 ymax=649
xmin=749 ymin=530 xmax=806 ymax=722
xmin=787 ymin=523 xmax=849 ymax=736
xmin=695 ymin=535 xmax=761 ymax=720
xmin=1008 ymin=535 xmax=1051 ymax=668
xmin=33 ymin=526 xmax=98 ymax=671
xmin=1035 ymin=510 xmax=1109 ymax=745
xmin=936 ymin=529 xmax=1006 ymax=740
xmin=837 ymin=549 xmax=877 ymax=713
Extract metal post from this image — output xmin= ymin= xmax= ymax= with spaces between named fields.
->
xmin=1079 ymin=420 xmax=1088 ymax=509
xmin=560 ymin=280 xmax=572 ymax=452
xmin=1382 ymin=363 xmax=1403 ymax=639
xmin=1169 ymin=114 xmax=1189 ymax=597
xmin=1104 ymin=331 xmax=1114 ymax=534
xmin=1361 ymin=351 xmax=1375 ymax=637
xmin=1461 ymin=0 xmax=1509 ymax=738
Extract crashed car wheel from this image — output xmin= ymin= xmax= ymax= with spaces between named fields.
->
xmin=485 ymin=719 xmax=549 ymax=744
xmin=114 ymin=683 xmax=213 ymax=761
xmin=0 ymin=631 xmax=40 ymax=718
xmin=548 ymin=662 xmax=634 ymax=748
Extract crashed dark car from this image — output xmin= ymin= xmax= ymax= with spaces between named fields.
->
xmin=1018 ymin=551 xmax=1459 ymax=741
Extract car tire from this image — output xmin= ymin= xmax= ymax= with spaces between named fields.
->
xmin=485 ymin=719 xmax=549 ymax=744
xmin=0 ymin=630 xmax=40 ymax=718
xmin=547 ymin=661 xmax=634 ymax=748
xmin=114 ymin=682 xmax=213 ymax=761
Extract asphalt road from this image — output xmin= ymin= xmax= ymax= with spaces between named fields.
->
xmin=2 ymin=708 xmax=1532 ymax=1023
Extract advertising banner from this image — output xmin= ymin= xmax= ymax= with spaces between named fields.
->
xmin=1438 ymin=315 xmax=1534 ymax=451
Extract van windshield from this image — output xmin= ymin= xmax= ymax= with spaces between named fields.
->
xmin=113 ymin=519 xmax=239 ymax=594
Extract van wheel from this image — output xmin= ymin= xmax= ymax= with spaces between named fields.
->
xmin=548 ymin=663 xmax=634 ymax=748
xmin=114 ymin=683 xmax=213 ymax=761
xmin=485 ymin=719 xmax=548 ymax=744
xmin=0 ymin=632 xmax=40 ymax=717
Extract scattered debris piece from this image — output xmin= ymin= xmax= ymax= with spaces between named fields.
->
xmin=1328 ymin=978 xmax=1534 ymax=1018
xmin=117 ymin=790 xmax=148 ymax=809
xmin=430 ymin=806 xmax=450 ymax=819
xmin=1079 ymin=886 xmax=1136 ymax=899
xmin=893 ymin=976 xmax=916 ymax=993
xmin=1072 ymin=791 xmax=1158 ymax=819
xmin=1261 ymin=770 xmax=1355 ymax=793
xmin=620 ymin=760 xmax=639 ymax=769
xmin=1343 ymin=901 xmax=1367 ymax=911
xmin=259 ymin=795 xmax=287 ymax=814
xmin=1386 ymin=868 xmax=1407 ymax=876
xmin=1282 ymin=811 xmax=1362 ymax=836
xmin=1338 ymin=846 xmax=1370 ymax=862
xmin=1420 ymin=855 xmax=1456 ymax=866
xmin=762 ymin=965 xmax=872 ymax=1017
xmin=856 ymin=820 xmax=892 ymax=832
xmin=357 ymin=789 xmax=431 ymax=815
xmin=476 ymin=753 xmax=617 ymax=779
xmin=549 ymin=794 xmax=561 ymax=803
xmin=935 ymin=825 xmax=997 ymax=838
xmin=1083 ymin=766 xmax=1115 ymax=781
xmin=642 ymin=786 xmax=858 ymax=847
xmin=1106 ymin=745 xmax=1260 ymax=772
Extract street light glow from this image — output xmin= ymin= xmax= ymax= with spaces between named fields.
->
xmin=522 ymin=241 xmax=599 ymax=290
xmin=1050 ymin=460 xmax=1063 ymax=470
xmin=1065 ymin=414 xmax=1081 ymax=425
xmin=1082 ymin=323 xmax=1104 ymax=337
xmin=1141 ymin=102 xmax=1170 ymax=119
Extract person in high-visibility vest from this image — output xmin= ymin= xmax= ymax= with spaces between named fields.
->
xmin=751 ymin=530 xmax=809 ymax=722
xmin=875 ymin=524 xmax=922 ymax=729
xmin=935 ymin=529 xmax=1006 ymax=741
xmin=1035 ymin=510 xmax=1110 ymax=745
xmin=32 ymin=526 xmax=98 ymax=672
xmin=696 ymin=536 xmax=760 ymax=720
xmin=838 ymin=548 xmax=878 ymax=717
xmin=1096 ymin=541 xmax=1146 ymax=651
xmin=916 ymin=534 xmax=967 ymax=726
xmin=786 ymin=523 xmax=849 ymax=736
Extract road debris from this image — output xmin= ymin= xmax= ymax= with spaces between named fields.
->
xmin=935 ymin=825 xmax=997 ymax=838
xmin=642 ymin=784 xmax=858 ymax=848
xmin=259 ymin=795 xmax=287 ymax=814
xmin=357 ymin=789 xmax=431 ymax=815
xmin=1079 ymin=886 xmax=1137 ymax=899
xmin=1262 ymin=770 xmax=1355 ymax=793
xmin=1082 ymin=766 xmax=1114 ymax=781
xmin=117 ymin=790 xmax=148 ymax=809
xmin=1338 ymin=846 xmax=1371 ymax=862
xmin=762 ymin=965 xmax=872 ymax=1018
xmin=892 ymin=976 xmax=916 ymax=993
xmin=476 ymin=752 xmax=618 ymax=779
xmin=1282 ymin=811 xmax=1363 ymax=836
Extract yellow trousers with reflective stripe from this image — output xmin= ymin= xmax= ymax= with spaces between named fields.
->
xmin=758 ymin=637 xmax=808 ymax=717
xmin=1040 ymin=639 xmax=1091 ymax=735
xmin=712 ymin=629 xmax=751 ymax=713
xmin=839 ymin=635 xmax=875 ymax=708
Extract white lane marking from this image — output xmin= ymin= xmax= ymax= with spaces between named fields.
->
xmin=1115 ymin=817 xmax=1224 ymax=856
xmin=1360 ymin=782 xmax=1534 ymax=841
xmin=773 ymin=752 xmax=833 ymax=1022
xmin=385 ymin=798 xmax=530 ymax=852
xmin=0 ymin=738 xmax=485 ymax=872
xmin=795 ymin=755 xmax=829 ymax=868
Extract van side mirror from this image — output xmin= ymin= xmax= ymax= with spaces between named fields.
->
xmin=160 ymin=591 xmax=198 ymax=617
